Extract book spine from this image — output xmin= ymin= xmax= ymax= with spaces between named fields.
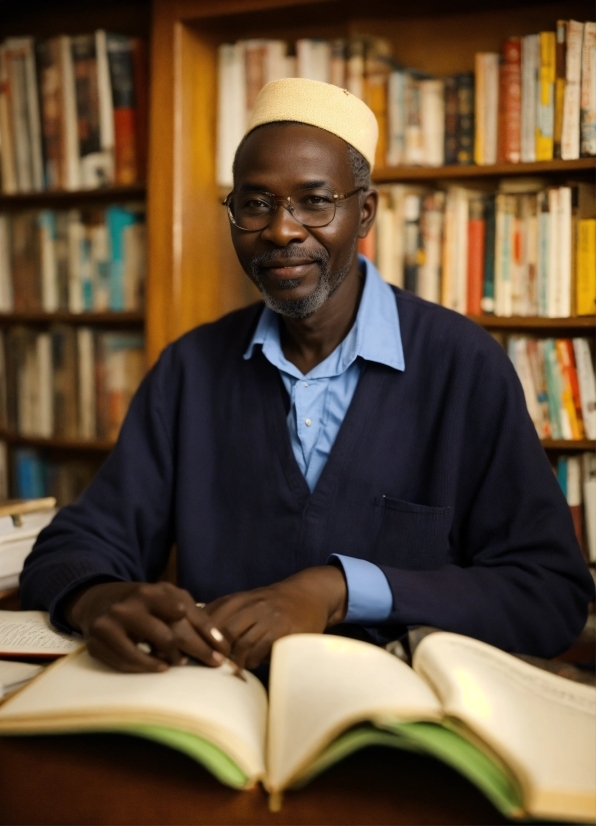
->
xmin=561 ymin=20 xmax=583 ymax=160
xmin=106 ymin=34 xmax=138 ymax=185
xmin=483 ymin=53 xmax=500 ymax=165
xmin=543 ymin=338 xmax=564 ymax=438
xmin=580 ymin=21 xmax=596 ymax=156
xmin=572 ymin=338 xmax=596 ymax=439
xmin=444 ymin=75 xmax=458 ymax=165
xmin=403 ymin=194 xmax=421 ymax=294
xmin=77 ymin=326 xmax=96 ymax=440
xmin=556 ymin=186 xmax=572 ymax=318
xmin=467 ymin=197 xmax=486 ymax=315
xmin=555 ymin=338 xmax=582 ymax=439
xmin=71 ymin=34 xmax=107 ymax=189
xmin=131 ymin=37 xmax=148 ymax=183
xmin=456 ymin=72 xmax=474 ymax=165
xmin=582 ymin=452 xmax=596 ymax=562
xmin=497 ymin=37 xmax=522 ymax=164
xmin=419 ymin=192 xmax=444 ymax=304
xmin=474 ymin=53 xmax=485 ymax=164
xmin=526 ymin=338 xmax=551 ymax=438
xmin=59 ymin=35 xmax=80 ymax=191
xmin=66 ymin=209 xmax=84 ymax=313
xmin=216 ymin=42 xmax=245 ymax=188
xmin=330 ymin=39 xmax=346 ymax=88
xmin=38 ymin=210 xmax=58 ymax=312
xmin=554 ymin=21 xmax=567 ymax=159
xmin=346 ymin=39 xmax=364 ymax=100
xmin=95 ymin=31 xmax=115 ymax=160
xmin=576 ymin=217 xmax=596 ymax=315
xmin=36 ymin=39 xmax=63 ymax=191
xmin=480 ymin=195 xmax=496 ymax=313
xmin=404 ymin=74 xmax=423 ymax=165
xmin=546 ymin=187 xmax=559 ymax=317
xmin=387 ymin=70 xmax=405 ymax=167
xmin=563 ymin=338 xmax=586 ymax=438
xmin=51 ymin=324 xmax=79 ymax=439
xmin=14 ymin=448 xmax=47 ymax=499
xmin=565 ymin=455 xmax=587 ymax=561
xmin=11 ymin=212 xmax=42 ymax=312
xmin=0 ymin=46 xmax=18 ymax=194
xmin=364 ymin=44 xmax=390 ymax=169
xmin=521 ymin=34 xmax=538 ymax=162
xmin=20 ymin=38 xmax=44 ymax=191
xmin=0 ymin=216 xmax=13 ymax=312
xmin=420 ymin=78 xmax=444 ymax=167
xmin=536 ymin=32 xmax=556 ymax=161
xmin=5 ymin=42 xmax=33 ymax=192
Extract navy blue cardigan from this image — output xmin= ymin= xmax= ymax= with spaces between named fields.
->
xmin=21 ymin=289 xmax=594 ymax=657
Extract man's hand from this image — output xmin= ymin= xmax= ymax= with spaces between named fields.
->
xmin=204 ymin=566 xmax=347 ymax=670
xmin=64 ymin=581 xmax=232 ymax=673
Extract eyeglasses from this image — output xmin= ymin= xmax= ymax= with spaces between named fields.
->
xmin=222 ymin=187 xmax=364 ymax=232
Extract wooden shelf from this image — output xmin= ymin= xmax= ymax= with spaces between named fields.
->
xmin=541 ymin=439 xmax=596 ymax=451
xmin=0 ymin=311 xmax=145 ymax=326
xmin=373 ymin=157 xmax=595 ymax=183
xmin=468 ymin=315 xmax=596 ymax=331
xmin=0 ymin=430 xmax=115 ymax=453
xmin=0 ymin=185 xmax=146 ymax=210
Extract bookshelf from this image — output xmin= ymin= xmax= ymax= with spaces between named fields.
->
xmin=0 ymin=0 xmax=151 ymax=502
xmin=373 ymin=157 xmax=595 ymax=182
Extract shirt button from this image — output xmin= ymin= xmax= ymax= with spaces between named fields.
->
xmin=305 ymin=418 xmax=312 ymax=426
xmin=303 ymin=382 xmax=309 ymax=387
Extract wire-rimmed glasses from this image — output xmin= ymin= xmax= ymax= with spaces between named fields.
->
xmin=222 ymin=187 xmax=364 ymax=232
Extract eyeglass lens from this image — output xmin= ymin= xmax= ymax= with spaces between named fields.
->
xmin=229 ymin=188 xmax=336 ymax=230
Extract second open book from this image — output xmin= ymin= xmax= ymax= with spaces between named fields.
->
xmin=0 ymin=631 xmax=594 ymax=822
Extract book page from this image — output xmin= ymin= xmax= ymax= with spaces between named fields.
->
xmin=267 ymin=633 xmax=442 ymax=792
xmin=0 ymin=648 xmax=268 ymax=784
xmin=0 ymin=660 xmax=45 ymax=698
xmin=0 ymin=611 xmax=82 ymax=656
xmin=414 ymin=633 xmax=596 ymax=822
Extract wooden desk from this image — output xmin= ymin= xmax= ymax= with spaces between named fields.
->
xmin=0 ymin=733 xmax=509 ymax=825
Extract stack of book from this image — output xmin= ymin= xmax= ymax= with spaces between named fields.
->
xmin=0 ymin=32 xmax=147 ymax=193
xmin=369 ymin=180 xmax=596 ymax=317
xmin=552 ymin=451 xmax=596 ymax=564
xmin=0 ymin=326 xmax=145 ymax=442
xmin=0 ymin=204 xmax=146 ymax=313
xmin=216 ymin=21 xmax=596 ymax=184
xmin=505 ymin=336 xmax=596 ymax=442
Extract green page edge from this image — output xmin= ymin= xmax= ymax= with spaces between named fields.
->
xmin=291 ymin=722 xmax=524 ymax=819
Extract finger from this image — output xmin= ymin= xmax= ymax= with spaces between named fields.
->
xmin=87 ymin=616 xmax=169 ymax=673
xmin=185 ymin=604 xmax=232 ymax=655
xmin=169 ymin=617 xmax=230 ymax=668
xmin=205 ymin=596 xmax=261 ymax=645
xmin=108 ymin=605 xmax=188 ymax=666
xmin=230 ymin=624 xmax=272 ymax=670
xmin=134 ymin=582 xmax=193 ymax=624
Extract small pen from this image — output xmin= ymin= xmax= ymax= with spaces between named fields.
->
xmin=196 ymin=603 xmax=247 ymax=682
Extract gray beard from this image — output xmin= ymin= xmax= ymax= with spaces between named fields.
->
xmin=249 ymin=248 xmax=352 ymax=320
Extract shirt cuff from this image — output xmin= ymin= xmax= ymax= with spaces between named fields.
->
xmin=329 ymin=554 xmax=394 ymax=623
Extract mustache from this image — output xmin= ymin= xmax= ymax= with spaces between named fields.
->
xmin=249 ymin=247 xmax=329 ymax=272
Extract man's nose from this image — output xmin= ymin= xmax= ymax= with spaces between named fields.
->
xmin=259 ymin=202 xmax=309 ymax=246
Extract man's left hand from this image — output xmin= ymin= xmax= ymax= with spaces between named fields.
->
xmin=203 ymin=566 xmax=347 ymax=670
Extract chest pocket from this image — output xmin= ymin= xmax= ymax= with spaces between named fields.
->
xmin=371 ymin=496 xmax=452 ymax=570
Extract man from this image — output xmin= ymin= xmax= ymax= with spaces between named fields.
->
xmin=21 ymin=79 xmax=594 ymax=674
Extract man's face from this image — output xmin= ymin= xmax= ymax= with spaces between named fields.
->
xmin=230 ymin=124 xmax=375 ymax=319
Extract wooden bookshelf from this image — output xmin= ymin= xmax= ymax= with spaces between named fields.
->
xmin=0 ymin=312 xmax=145 ymax=326
xmin=468 ymin=315 xmax=596 ymax=331
xmin=0 ymin=429 xmax=115 ymax=453
xmin=373 ymin=157 xmax=595 ymax=184
xmin=541 ymin=439 xmax=596 ymax=451
xmin=0 ymin=185 xmax=147 ymax=211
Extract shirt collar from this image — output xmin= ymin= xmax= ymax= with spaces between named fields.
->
xmin=243 ymin=255 xmax=405 ymax=379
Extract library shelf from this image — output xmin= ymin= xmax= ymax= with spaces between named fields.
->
xmin=0 ymin=312 xmax=145 ymax=326
xmin=541 ymin=439 xmax=596 ymax=451
xmin=0 ymin=430 xmax=115 ymax=454
xmin=0 ymin=185 xmax=147 ymax=210
xmin=373 ymin=158 xmax=596 ymax=184
xmin=467 ymin=315 xmax=596 ymax=331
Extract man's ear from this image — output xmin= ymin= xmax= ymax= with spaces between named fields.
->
xmin=358 ymin=189 xmax=378 ymax=238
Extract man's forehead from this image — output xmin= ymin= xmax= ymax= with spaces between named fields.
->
xmin=235 ymin=123 xmax=352 ymax=184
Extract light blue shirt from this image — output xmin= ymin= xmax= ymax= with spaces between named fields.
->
xmin=244 ymin=256 xmax=405 ymax=623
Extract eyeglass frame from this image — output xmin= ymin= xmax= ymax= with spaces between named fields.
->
xmin=221 ymin=186 xmax=365 ymax=232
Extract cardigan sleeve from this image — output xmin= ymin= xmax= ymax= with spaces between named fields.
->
xmin=378 ymin=338 xmax=595 ymax=659
xmin=19 ymin=348 xmax=177 ymax=631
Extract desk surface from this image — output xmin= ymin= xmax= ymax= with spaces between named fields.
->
xmin=0 ymin=733 xmax=510 ymax=825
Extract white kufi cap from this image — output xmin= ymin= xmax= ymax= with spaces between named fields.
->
xmin=245 ymin=78 xmax=378 ymax=170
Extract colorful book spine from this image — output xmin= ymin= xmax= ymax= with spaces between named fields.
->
xmin=444 ymin=75 xmax=458 ymax=165
xmin=106 ymin=34 xmax=138 ymax=185
xmin=467 ymin=196 xmax=486 ymax=315
xmin=580 ymin=21 xmax=596 ymax=156
xmin=561 ymin=20 xmax=584 ymax=160
xmin=456 ymin=72 xmax=474 ymax=165
xmin=536 ymin=32 xmax=556 ymax=161
xmin=554 ymin=21 xmax=567 ymax=158
xmin=497 ymin=37 xmax=522 ymax=163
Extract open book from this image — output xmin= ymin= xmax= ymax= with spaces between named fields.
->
xmin=0 ymin=631 xmax=593 ymax=822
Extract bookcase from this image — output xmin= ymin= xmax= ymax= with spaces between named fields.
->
xmin=0 ymin=0 xmax=151 ymax=502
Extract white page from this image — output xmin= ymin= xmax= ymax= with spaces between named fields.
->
xmin=0 ymin=660 xmax=44 ymax=697
xmin=414 ymin=633 xmax=596 ymax=821
xmin=267 ymin=634 xmax=442 ymax=792
xmin=0 ymin=648 xmax=268 ymax=782
xmin=0 ymin=611 xmax=83 ymax=655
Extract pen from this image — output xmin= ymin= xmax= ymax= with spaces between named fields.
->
xmin=196 ymin=604 xmax=247 ymax=682
xmin=136 ymin=641 xmax=247 ymax=681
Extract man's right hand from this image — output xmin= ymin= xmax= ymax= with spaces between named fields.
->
xmin=64 ymin=581 xmax=232 ymax=673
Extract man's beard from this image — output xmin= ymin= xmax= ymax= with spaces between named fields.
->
xmin=249 ymin=247 xmax=352 ymax=319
